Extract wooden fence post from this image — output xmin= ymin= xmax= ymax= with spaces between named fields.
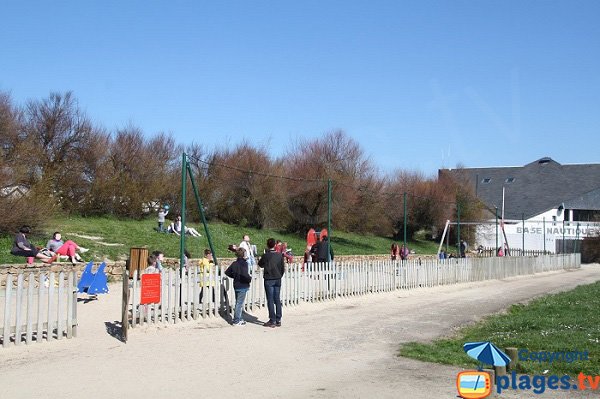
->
xmin=121 ymin=268 xmax=129 ymax=343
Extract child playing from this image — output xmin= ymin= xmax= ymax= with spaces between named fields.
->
xmin=157 ymin=206 xmax=169 ymax=232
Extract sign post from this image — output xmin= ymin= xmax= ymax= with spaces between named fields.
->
xmin=141 ymin=274 xmax=161 ymax=304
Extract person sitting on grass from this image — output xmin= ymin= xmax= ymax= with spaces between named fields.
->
xmin=167 ymin=215 xmax=202 ymax=237
xmin=11 ymin=226 xmax=56 ymax=264
xmin=46 ymin=232 xmax=89 ymax=265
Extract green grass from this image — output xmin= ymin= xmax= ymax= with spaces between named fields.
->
xmin=0 ymin=215 xmax=439 ymax=264
xmin=400 ymin=281 xmax=600 ymax=376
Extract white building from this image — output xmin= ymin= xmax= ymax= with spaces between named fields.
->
xmin=440 ymin=158 xmax=600 ymax=253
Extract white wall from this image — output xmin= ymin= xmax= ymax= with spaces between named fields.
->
xmin=475 ymin=220 xmax=600 ymax=253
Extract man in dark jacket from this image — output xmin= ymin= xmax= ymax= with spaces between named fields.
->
xmin=258 ymin=238 xmax=285 ymax=327
xmin=312 ymin=235 xmax=334 ymax=263
xmin=225 ymin=248 xmax=252 ymax=326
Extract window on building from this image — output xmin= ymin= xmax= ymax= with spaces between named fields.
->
xmin=505 ymin=177 xmax=515 ymax=183
xmin=481 ymin=178 xmax=491 ymax=184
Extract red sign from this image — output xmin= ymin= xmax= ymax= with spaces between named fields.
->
xmin=141 ymin=274 xmax=161 ymax=304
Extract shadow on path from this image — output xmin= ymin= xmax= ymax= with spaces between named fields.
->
xmin=104 ymin=321 xmax=125 ymax=343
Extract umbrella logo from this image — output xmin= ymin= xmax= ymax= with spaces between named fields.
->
xmin=463 ymin=341 xmax=511 ymax=368
xmin=456 ymin=342 xmax=511 ymax=399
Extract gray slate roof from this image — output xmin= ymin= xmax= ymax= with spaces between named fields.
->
xmin=439 ymin=158 xmax=600 ymax=219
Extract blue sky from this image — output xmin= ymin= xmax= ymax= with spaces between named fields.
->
xmin=1 ymin=1 xmax=598 ymax=175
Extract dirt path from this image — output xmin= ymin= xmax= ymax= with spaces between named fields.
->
xmin=1 ymin=265 xmax=600 ymax=398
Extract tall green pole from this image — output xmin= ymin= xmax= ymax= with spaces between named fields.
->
xmin=495 ymin=207 xmax=498 ymax=254
xmin=403 ymin=192 xmax=407 ymax=248
xmin=186 ymin=163 xmax=218 ymax=265
xmin=522 ymin=213 xmax=525 ymax=256
xmin=456 ymin=203 xmax=461 ymax=255
xmin=327 ymin=178 xmax=332 ymax=262
xmin=180 ymin=153 xmax=187 ymax=273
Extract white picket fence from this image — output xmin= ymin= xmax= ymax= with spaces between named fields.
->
xmin=0 ymin=271 xmax=78 ymax=348
xmin=124 ymin=254 xmax=580 ymax=332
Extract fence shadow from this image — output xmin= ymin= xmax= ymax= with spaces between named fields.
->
xmin=77 ymin=296 xmax=98 ymax=304
xmin=104 ymin=321 xmax=125 ymax=343
xmin=242 ymin=312 xmax=262 ymax=326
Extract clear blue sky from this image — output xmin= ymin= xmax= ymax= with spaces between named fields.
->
xmin=1 ymin=1 xmax=598 ymax=175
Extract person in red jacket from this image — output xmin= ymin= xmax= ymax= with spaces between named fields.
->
xmin=391 ymin=243 xmax=400 ymax=260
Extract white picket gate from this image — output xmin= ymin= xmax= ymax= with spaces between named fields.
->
xmin=1 ymin=271 xmax=78 ymax=348
xmin=123 ymin=254 xmax=580 ymax=333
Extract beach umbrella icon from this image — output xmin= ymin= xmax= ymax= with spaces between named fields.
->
xmin=463 ymin=341 xmax=511 ymax=367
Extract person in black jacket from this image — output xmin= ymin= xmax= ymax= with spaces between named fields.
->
xmin=225 ymin=248 xmax=252 ymax=326
xmin=258 ymin=238 xmax=285 ymax=327
xmin=312 ymin=235 xmax=334 ymax=263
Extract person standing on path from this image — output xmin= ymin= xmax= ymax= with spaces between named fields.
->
xmin=225 ymin=248 xmax=252 ymax=326
xmin=258 ymin=238 xmax=285 ymax=328
xmin=239 ymin=235 xmax=255 ymax=274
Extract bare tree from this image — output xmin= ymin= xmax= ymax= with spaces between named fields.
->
xmin=0 ymin=92 xmax=50 ymax=234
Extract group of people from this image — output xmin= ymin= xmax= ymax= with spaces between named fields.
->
xmin=11 ymin=226 xmax=89 ymax=265
xmin=144 ymin=234 xmax=284 ymax=328
xmin=226 ymin=237 xmax=285 ymax=327
xmin=390 ymin=243 xmax=410 ymax=261
xmin=304 ymin=236 xmax=334 ymax=264
xmin=157 ymin=207 xmax=202 ymax=237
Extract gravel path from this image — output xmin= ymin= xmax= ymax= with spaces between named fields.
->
xmin=1 ymin=265 xmax=600 ymax=398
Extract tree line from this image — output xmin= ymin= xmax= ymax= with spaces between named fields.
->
xmin=0 ymin=91 xmax=483 ymax=239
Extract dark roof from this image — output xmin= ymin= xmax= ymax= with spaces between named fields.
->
xmin=439 ymin=158 xmax=600 ymax=219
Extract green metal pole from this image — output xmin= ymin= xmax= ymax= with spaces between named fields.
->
xmin=186 ymin=163 xmax=218 ymax=265
xmin=457 ymin=203 xmax=461 ymax=255
xmin=403 ymin=192 xmax=407 ymax=248
xmin=543 ymin=217 xmax=546 ymax=254
xmin=495 ymin=207 xmax=498 ymax=254
xmin=522 ymin=213 xmax=525 ymax=256
xmin=180 ymin=153 xmax=187 ymax=273
xmin=327 ymin=178 xmax=332 ymax=263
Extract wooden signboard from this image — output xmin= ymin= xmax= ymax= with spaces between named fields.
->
xmin=129 ymin=247 xmax=149 ymax=278
xmin=140 ymin=273 xmax=161 ymax=304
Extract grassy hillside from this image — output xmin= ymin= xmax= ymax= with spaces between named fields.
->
xmin=0 ymin=216 xmax=439 ymax=264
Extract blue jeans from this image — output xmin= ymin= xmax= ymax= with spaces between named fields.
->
xmin=264 ymin=279 xmax=282 ymax=323
xmin=233 ymin=288 xmax=248 ymax=323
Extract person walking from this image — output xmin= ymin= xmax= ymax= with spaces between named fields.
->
xmin=258 ymin=238 xmax=285 ymax=328
xmin=225 ymin=248 xmax=252 ymax=326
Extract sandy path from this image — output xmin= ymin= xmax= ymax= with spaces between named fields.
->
xmin=1 ymin=265 xmax=600 ymax=398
